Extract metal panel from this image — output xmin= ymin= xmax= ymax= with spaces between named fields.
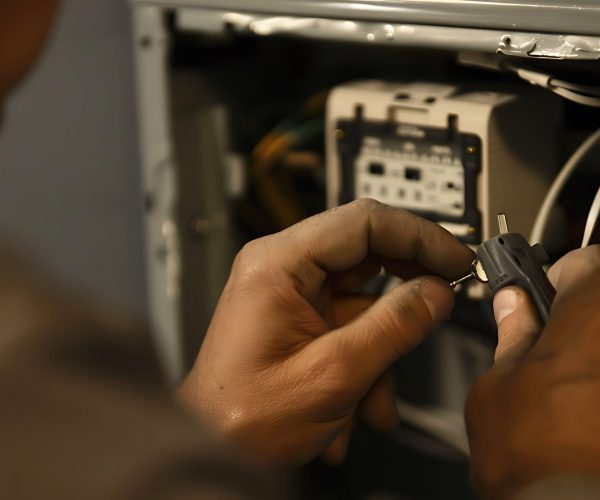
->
xmin=131 ymin=0 xmax=600 ymax=37
xmin=132 ymin=5 xmax=184 ymax=382
xmin=176 ymin=10 xmax=600 ymax=60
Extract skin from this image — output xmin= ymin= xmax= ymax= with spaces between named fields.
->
xmin=179 ymin=199 xmax=474 ymax=463
xmin=3 ymin=2 xmax=600 ymax=497
xmin=466 ymin=246 xmax=600 ymax=499
xmin=0 ymin=0 xmax=60 ymax=115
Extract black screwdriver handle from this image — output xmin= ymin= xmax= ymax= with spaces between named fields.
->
xmin=476 ymin=233 xmax=556 ymax=324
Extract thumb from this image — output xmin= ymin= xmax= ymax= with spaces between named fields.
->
xmin=313 ymin=276 xmax=454 ymax=391
xmin=493 ymin=287 xmax=543 ymax=365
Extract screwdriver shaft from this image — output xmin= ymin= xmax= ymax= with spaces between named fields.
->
xmin=449 ymin=273 xmax=474 ymax=288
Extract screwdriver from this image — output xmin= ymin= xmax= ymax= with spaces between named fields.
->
xmin=450 ymin=214 xmax=556 ymax=323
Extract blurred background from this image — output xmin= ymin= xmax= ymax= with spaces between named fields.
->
xmin=0 ymin=0 xmax=145 ymax=311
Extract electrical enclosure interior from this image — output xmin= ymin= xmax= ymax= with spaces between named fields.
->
xmin=129 ymin=1 xmax=600 ymax=498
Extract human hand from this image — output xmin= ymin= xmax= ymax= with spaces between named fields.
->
xmin=466 ymin=245 xmax=600 ymax=499
xmin=179 ymin=199 xmax=473 ymax=464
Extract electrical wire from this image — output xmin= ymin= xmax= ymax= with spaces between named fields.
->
xmin=582 ymin=186 xmax=600 ymax=247
xmin=508 ymin=64 xmax=600 ymax=107
xmin=463 ymin=57 xmax=600 ymax=244
xmin=252 ymin=90 xmax=328 ymax=160
xmin=459 ymin=54 xmax=600 ymax=107
xmin=552 ymin=79 xmax=600 ymax=97
xmin=530 ymin=128 xmax=600 ymax=245
xmin=251 ymin=116 xmax=324 ymax=230
xmin=551 ymin=87 xmax=600 ymax=108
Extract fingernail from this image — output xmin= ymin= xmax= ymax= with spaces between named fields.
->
xmin=417 ymin=278 xmax=454 ymax=327
xmin=494 ymin=288 xmax=518 ymax=324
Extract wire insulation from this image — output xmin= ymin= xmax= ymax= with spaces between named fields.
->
xmin=508 ymin=64 xmax=600 ymax=107
xmin=582 ymin=186 xmax=600 ymax=248
xmin=530 ymin=128 xmax=600 ymax=245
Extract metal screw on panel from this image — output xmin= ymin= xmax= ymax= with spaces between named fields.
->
xmin=335 ymin=129 xmax=345 ymax=140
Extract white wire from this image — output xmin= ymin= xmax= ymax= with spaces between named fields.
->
xmin=552 ymin=78 xmax=600 ymax=97
xmin=509 ymin=65 xmax=600 ymax=108
xmin=530 ymin=128 xmax=600 ymax=245
xmin=551 ymin=86 xmax=600 ymax=108
xmin=582 ymin=186 xmax=600 ymax=247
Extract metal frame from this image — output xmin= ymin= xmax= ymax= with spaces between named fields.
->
xmin=175 ymin=9 xmax=600 ymax=60
xmin=132 ymin=0 xmax=600 ymax=38
xmin=132 ymin=6 xmax=183 ymax=381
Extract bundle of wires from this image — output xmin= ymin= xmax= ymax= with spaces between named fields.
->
xmin=248 ymin=90 xmax=327 ymax=230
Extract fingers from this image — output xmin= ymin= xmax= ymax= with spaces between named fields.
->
xmin=359 ymin=371 xmax=399 ymax=431
xmin=330 ymin=294 xmax=377 ymax=327
xmin=320 ymin=419 xmax=354 ymax=465
xmin=547 ymin=245 xmax=600 ymax=302
xmin=265 ymin=199 xmax=474 ymax=300
xmin=492 ymin=246 xmax=600 ymax=364
xmin=532 ymin=246 xmax=600 ymax=353
xmin=330 ymin=255 xmax=382 ymax=293
xmin=320 ymin=372 xmax=399 ymax=466
xmin=312 ymin=276 xmax=454 ymax=390
xmin=380 ymin=257 xmax=433 ymax=282
xmin=493 ymin=287 xmax=543 ymax=365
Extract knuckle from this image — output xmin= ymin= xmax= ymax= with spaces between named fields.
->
xmin=232 ymin=241 xmax=256 ymax=270
xmin=322 ymin=368 xmax=357 ymax=408
xmin=550 ymin=246 xmax=600 ymax=285
xmin=573 ymin=248 xmax=600 ymax=274
xmin=231 ymin=238 xmax=270 ymax=283
xmin=567 ymin=245 xmax=600 ymax=266
xmin=352 ymin=197 xmax=385 ymax=212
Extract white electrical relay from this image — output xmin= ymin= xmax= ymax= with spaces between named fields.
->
xmin=326 ymin=81 xmax=562 ymax=244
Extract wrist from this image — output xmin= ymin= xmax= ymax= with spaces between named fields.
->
xmin=177 ymin=371 xmax=239 ymax=431
xmin=178 ymin=370 xmax=279 ymax=460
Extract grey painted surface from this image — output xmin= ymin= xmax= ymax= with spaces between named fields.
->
xmin=132 ymin=0 xmax=600 ymax=37
xmin=176 ymin=10 xmax=600 ymax=60
xmin=0 ymin=1 xmax=146 ymax=311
